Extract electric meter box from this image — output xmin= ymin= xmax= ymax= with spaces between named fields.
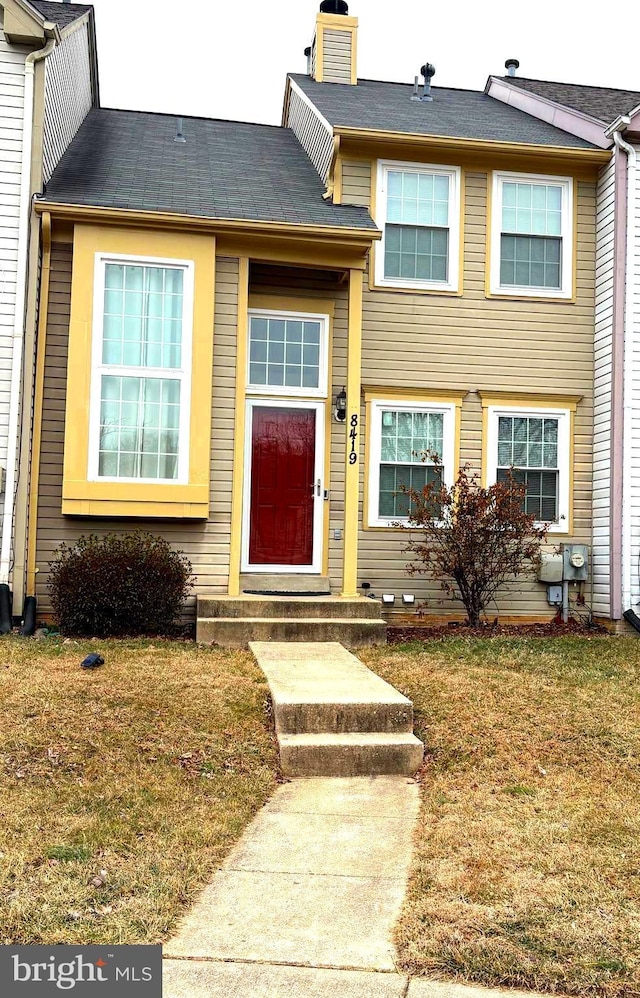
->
xmin=562 ymin=544 xmax=589 ymax=582
xmin=538 ymin=552 xmax=563 ymax=583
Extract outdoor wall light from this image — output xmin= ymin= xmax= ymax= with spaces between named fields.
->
xmin=402 ymin=594 xmax=416 ymax=606
xmin=381 ymin=594 xmax=396 ymax=606
xmin=334 ymin=387 xmax=347 ymax=422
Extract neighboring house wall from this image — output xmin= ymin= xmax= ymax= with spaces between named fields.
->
xmin=592 ymin=155 xmax=616 ymax=616
xmin=0 ymin=11 xmax=27 ymax=541
xmin=629 ymin=145 xmax=640 ymax=608
xmin=42 ymin=19 xmax=93 ymax=184
xmin=341 ymin=159 xmax=596 ymax=615
xmin=285 ymin=82 xmax=334 ymax=184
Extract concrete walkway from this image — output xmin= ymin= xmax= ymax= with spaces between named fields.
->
xmin=164 ymin=776 xmax=419 ymax=993
xmin=163 ymin=778 xmax=546 ymax=998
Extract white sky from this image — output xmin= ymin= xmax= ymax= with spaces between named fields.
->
xmin=87 ymin=0 xmax=640 ymax=125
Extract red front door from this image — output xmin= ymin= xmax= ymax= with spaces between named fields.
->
xmin=249 ymin=407 xmax=316 ymax=566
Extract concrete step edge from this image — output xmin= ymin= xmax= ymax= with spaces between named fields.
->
xmin=198 ymin=617 xmax=386 ymax=624
xmin=196 ymin=598 xmax=383 ymax=620
xmin=279 ymin=732 xmax=423 ymax=746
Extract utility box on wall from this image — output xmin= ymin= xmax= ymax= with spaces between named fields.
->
xmin=562 ymin=544 xmax=589 ymax=582
xmin=538 ymin=552 xmax=563 ymax=583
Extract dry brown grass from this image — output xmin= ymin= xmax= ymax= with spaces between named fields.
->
xmin=0 ymin=637 xmax=278 ymax=944
xmin=362 ymin=636 xmax=640 ymax=998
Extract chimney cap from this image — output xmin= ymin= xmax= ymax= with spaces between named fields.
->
xmin=505 ymin=58 xmax=520 ymax=74
xmin=420 ymin=63 xmax=436 ymax=81
xmin=320 ymin=1 xmax=349 ymax=14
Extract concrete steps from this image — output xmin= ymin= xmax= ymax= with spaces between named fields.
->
xmin=196 ymin=595 xmax=386 ymax=648
xmin=198 ymin=596 xmax=383 ymax=619
xmin=251 ymin=642 xmax=424 ymax=777
xmin=279 ymin=733 xmax=424 ymax=777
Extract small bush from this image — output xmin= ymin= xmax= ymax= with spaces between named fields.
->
xmin=48 ymin=533 xmax=193 ymax=637
xmin=404 ymin=463 xmax=547 ymax=627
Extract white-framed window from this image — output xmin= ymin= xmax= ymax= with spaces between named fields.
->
xmin=368 ymin=400 xmax=456 ymax=526
xmin=88 ymin=253 xmax=194 ymax=484
xmin=486 ymin=405 xmax=571 ymax=530
xmin=246 ymin=309 xmax=329 ymax=398
xmin=375 ymin=161 xmax=461 ymax=292
xmin=489 ymin=172 xmax=573 ymax=298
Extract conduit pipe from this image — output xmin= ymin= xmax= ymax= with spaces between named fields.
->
xmin=611 ymin=124 xmax=637 ymax=613
xmin=0 ymin=35 xmax=56 ymax=584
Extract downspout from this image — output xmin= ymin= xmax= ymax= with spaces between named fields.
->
xmin=611 ymin=124 xmax=637 ymax=612
xmin=0 ymin=35 xmax=56 ymax=585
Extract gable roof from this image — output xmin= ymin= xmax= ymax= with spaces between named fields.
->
xmin=41 ymin=108 xmax=378 ymax=232
xmin=498 ymin=77 xmax=640 ymax=125
xmin=28 ymin=0 xmax=92 ymax=28
xmin=289 ymin=74 xmax=598 ymax=148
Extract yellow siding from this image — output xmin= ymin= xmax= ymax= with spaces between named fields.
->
xmin=35 ymin=248 xmax=241 ymax=614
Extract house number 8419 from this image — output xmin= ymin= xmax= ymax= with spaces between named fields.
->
xmin=349 ymin=414 xmax=358 ymax=466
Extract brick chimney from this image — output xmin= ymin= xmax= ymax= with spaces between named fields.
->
xmin=309 ymin=1 xmax=358 ymax=85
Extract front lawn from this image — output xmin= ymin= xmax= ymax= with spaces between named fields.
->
xmin=362 ymin=637 xmax=640 ymax=998
xmin=0 ymin=638 xmax=278 ymax=944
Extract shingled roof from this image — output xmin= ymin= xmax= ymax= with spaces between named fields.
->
xmin=41 ymin=108 xmax=378 ymax=231
xmin=498 ymin=77 xmax=640 ymax=125
xmin=29 ymin=0 xmax=92 ymax=29
xmin=289 ymin=74 xmax=597 ymax=149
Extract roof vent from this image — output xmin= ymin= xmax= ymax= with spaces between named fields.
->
xmin=505 ymin=58 xmax=520 ymax=78
xmin=319 ymin=1 xmax=349 ymax=14
xmin=174 ymin=118 xmax=186 ymax=144
xmin=411 ymin=63 xmax=435 ymax=103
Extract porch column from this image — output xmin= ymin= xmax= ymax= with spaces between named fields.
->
xmin=341 ymin=268 xmax=363 ymax=597
xmin=228 ymin=257 xmax=250 ymax=597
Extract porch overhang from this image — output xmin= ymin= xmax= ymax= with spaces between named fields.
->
xmin=35 ymin=201 xmax=381 ymax=272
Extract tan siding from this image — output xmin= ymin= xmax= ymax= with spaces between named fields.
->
xmin=341 ymin=160 xmax=370 ymax=207
xmin=357 ymin=172 xmax=596 ymax=616
xmin=322 ymin=29 xmax=352 ymax=84
xmin=35 ymin=249 xmax=240 ymax=616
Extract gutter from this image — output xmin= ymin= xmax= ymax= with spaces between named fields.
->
xmin=333 ymin=126 xmax=611 ymax=163
xmin=33 ymin=201 xmax=382 ymax=243
xmin=608 ymin=117 xmax=637 ymax=613
xmin=25 ymin=211 xmax=51 ymax=599
xmin=0 ymin=33 xmax=57 ymax=586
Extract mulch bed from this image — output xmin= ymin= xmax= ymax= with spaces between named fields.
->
xmin=387 ymin=615 xmax=609 ymax=643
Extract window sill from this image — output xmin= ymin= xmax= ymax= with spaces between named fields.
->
xmin=371 ymin=278 xmax=461 ymax=296
xmin=486 ymin=287 xmax=574 ymax=303
xmin=62 ymin=480 xmax=209 ymax=519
